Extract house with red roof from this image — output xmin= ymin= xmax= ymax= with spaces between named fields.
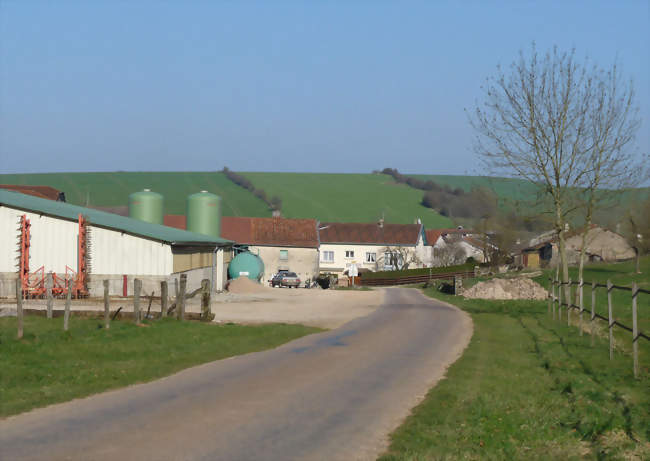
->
xmin=164 ymin=214 xmax=320 ymax=284
xmin=318 ymin=219 xmax=429 ymax=275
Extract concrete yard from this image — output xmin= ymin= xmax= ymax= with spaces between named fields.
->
xmin=0 ymin=286 xmax=383 ymax=329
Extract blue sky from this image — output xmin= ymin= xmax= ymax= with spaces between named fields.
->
xmin=1 ymin=1 xmax=648 ymax=175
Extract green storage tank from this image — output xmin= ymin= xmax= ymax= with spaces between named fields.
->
xmin=228 ymin=252 xmax=264 ymax=281
xmin=186 ymin=191 xmax=221 ymax=237
xmin=128 ymin=189 xmax=164 ymax=225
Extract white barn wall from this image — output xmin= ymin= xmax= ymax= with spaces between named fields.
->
xmin=1 ymin=205 xmax=175 ymax=297
xmin=90 ymin=226 xmax=172 ymax=275
xmin=0 ymin=206 xmax=77 ymax=273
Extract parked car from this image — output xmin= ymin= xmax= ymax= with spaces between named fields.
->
xmin=271 ymin=271 xmax=301 ymax=288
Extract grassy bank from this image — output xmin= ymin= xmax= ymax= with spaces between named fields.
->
xmin=0 ymin=317 xmax=320 ymax=417
xmin=381 ymin=261 xmax=649 ymax=460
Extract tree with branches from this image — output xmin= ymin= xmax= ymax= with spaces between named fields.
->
xmin=573 ymin=63 xmax=645 ymax=282
xmin=470 ymin=44 xmax=644 ymax=298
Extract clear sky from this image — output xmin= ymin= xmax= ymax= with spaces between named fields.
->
xmin=1 ymin=0 xmax=648 ymax=175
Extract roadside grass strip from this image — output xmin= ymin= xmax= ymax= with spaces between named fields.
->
xmin=381 ymin=280 xmax=649 ymax=459
xmin=0 ymin=317 xmax=321 ymax=417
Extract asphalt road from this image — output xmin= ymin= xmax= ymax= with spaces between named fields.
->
xmin=1 ymin=288 xmax=472 ymax=461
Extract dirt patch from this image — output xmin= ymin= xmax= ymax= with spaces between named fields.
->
xmin=211 ymin=288 xmax=385 ymax=329
xmin=462 ymin=277 xmax=548 ymax=300
xmin=226 ymin=277 xmax=271 ymax=294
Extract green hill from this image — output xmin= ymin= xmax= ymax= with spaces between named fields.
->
xmin=1 ymin=171 xmax=645 ymax=229
xmin=241 ymin=172 xmax=453 ymax=228
xmin=0 ymin=172 xmax=270 ymax=217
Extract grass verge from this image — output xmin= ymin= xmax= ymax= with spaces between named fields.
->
xmin=0 ymin=317 xmax=320 ymax=417
xmin=380 ymin=262 xmax=650 ymax=460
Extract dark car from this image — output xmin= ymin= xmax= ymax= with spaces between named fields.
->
xmin=271 ymin=271 xmax=301 ymax=288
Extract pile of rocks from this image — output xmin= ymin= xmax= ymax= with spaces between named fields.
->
xmin=462 ymin=277 xmax=548 ymax=300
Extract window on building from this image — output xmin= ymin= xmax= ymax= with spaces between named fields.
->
xmin=365 ymin=252 xmax=376 ymax=263
xmin=322 ymin=250 xmax=334 ymax=262
xmin=279 ymin=249 xmax=288 ymax=261
xmin=384 ymin=252 xmax=393 ymax=269
xmin=345 ymin=250 xmax=355 ymax=258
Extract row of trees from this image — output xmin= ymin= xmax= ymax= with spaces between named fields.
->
xmin=222 ymin=167 xmax=282 ymax=212
xmin=379 ymin=167 xmax=499 ymax=220
xmin=470 ymin=44 xmax=648 ymax=290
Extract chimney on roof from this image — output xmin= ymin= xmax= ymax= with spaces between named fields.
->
xmin=378 ymin=217 xmax=384 ymax=228
xmin=272 ymin=210 xmax=281 ymax=218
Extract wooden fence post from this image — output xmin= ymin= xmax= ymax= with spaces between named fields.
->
xmin=161 ymin=281 xmax=168 ymax=319
xmin=133 ymin=278 xmax=142 ymax=324
xmin=566 ymin=278 xmax=572 ymax=326
xmin=632 ymin=282 xmax=638 ymax=378
xmin=548 ymin=278 xmax=552 ymax=315
xmin=46 ymin=272 xmax=53 ymax=319
xmin=200 ymin=279 xmax=212 ymax=321
xmin=103 ymin=280 xmax=110 ymax=329
xmin=16 ymin=279 xmax=23 ymax=339
xmin=607 ymin=279 xmax=613 ymax=360
xmin=64 ymin=283 xmax=71 ymax=331
xmin=591 ymin=281 xmax=596 ymax=347
xmin=177 ymin=274 xmax=187 ymax=321
xmin=579 ymin=279 xmax=584 ymax=336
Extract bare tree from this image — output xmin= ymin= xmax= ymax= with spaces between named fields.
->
xmin=379 ymin=246 xmax=422 ymax=271
xmin=433 ymin=242 xmax=466 ymax=267
xmin=574 ymin=64 xmax=645 ymax=282
xmin=469 ymin=44 xmax=642 ymax=298
xmin=625 ymin=197 xmax=650 ymax=274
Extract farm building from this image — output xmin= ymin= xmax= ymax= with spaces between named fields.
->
xmin=165 ymin=215 xmax=320 ymax=284
xmin=0 ymin=189 xmax=232 ymax=298
xmin=518 ymin=225 xmax=634 ymax=268
xmin=318 ymin=220 xmax=429 ymax=275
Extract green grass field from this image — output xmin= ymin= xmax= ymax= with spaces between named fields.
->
xmin=242 ymin=172 xmax=453 ymax=228
xmin=381 ymin=258 xmax=650 ymax=460
xmin=2 ymin=171 xmax=646 ymax=228
xmin=0 ymin=171 xmax=271 ymax=217
xmin=413 ymin=174 xmax=650 ymax=223
xmin=0 ymin=317 xmax=320 ymax=417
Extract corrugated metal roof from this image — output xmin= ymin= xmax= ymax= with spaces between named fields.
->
xmin=0 ymin=189 xmax=231 ymax=247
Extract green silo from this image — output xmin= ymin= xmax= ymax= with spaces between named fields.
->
xmin=228 ymin=252 xmax=264 ymax=281
xmin=128 ymin=189 xmax=164 ymax=225
xmin=186 ymin=191 xmax=221 ymax=237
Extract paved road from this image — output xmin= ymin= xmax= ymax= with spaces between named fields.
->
xmin=1 ymin=288 xmax=472 ymax=461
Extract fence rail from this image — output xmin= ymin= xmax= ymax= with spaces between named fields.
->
xmin=360 ymin=271 xmax=475 ymax=287
xmin=548 ymin=277 xmax=647 ymax=378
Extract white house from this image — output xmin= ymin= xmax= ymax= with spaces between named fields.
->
xmin=318 ymin=220 xmax=429 ymax=275
xmin=426 ymin=228 xmax=486 ymax=266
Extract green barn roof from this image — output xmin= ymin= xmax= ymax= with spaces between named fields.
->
xmin=0 ymin=189 xmax=231 ymax=247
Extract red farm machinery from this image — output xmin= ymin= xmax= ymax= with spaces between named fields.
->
xmin=17 ymin=213 xmax=91 ymax=299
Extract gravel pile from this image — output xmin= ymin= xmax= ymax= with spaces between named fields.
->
xmin=462 ymin=277 xmax=548 ymax=300
xmin=227 ymin=277 xmax=269 ymax=294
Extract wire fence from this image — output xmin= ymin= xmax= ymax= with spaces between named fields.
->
xmin=548 ymin=277 xmax=648 ymax=378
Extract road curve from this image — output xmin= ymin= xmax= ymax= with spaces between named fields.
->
xmin=1 ymin=288 xmax=472 ymax=461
